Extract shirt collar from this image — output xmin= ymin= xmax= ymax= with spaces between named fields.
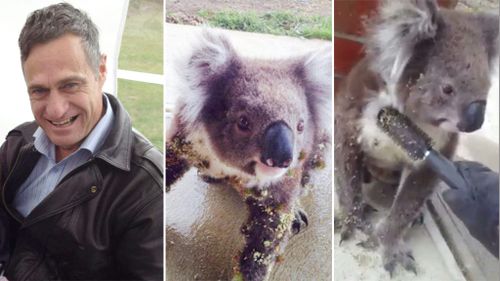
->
xmin=33 ymin=94 xmax=115 ymax=161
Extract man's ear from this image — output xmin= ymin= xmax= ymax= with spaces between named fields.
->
xmin=98 ymin=54 xmax=107 ymax=83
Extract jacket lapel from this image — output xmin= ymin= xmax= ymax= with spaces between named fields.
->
xmin=21 ymin=164 xmax=103 ymax=229
xmin=3 ymin=144 xmax=40 ymax=223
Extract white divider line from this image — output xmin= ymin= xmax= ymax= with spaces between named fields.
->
xmin=117 ymin=69 xmax=164 ymax=85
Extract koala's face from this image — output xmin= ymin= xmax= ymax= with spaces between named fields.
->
xmin=401 ymin=12 xmax=497 ymax=133
xmin=177 ymin=30 xmax=331 ymax=184
xmin=366 ymin=1 xmax=498 ymax=134
xmin=202 ymin=62 xmax=311 ymax=181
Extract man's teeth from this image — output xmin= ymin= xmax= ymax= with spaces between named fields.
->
xmin=50 ymin=116 xmax=76 ymax=126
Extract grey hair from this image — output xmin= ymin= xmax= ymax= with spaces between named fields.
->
xmin=18 ymin=2 xmax=101 ymax=75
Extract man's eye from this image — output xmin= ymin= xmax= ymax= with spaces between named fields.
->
xmin=30 ymin=88 xmax=48 ymax=95
xmin=63 ymin=83 xmax=79 ymax=90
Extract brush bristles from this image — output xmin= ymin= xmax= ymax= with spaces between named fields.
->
xmin=377 ymin=107 xmax=432 ymax=161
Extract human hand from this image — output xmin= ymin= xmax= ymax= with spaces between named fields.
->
xmin=443 ymin=160 xmax=499 ymax=257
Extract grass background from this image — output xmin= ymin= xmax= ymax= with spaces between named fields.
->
xmin=118 ymin=0 xmax=163 ymax=151
xmin=119 ymin=80 xmax=163 ymax=149
xmin=200 ymin=11 xmax=332 ymax=40
xmin=119 ymin=0 xmax=163 ymax=74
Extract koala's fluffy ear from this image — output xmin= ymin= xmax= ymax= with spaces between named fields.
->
xmin=187 ymin=29 xmax=238 ymax=82
xmin=297 ymin=46 xmax=332 ymax=138
xmin=177 ymin=30 xmax=239 ymax=127
xmin=365 ymin=0 xmax=439 ymax=84
xmin=476 ymin=13 xmax=499 ymax=69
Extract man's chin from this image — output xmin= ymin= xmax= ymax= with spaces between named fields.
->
xmin=46 ymin=134 xmax=81 ymax=153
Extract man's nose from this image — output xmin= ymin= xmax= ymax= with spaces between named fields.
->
xmin=45 ymin=91 xmax=68 ymax=119
xmin=458 ymin=100 xmax=486 ymax=133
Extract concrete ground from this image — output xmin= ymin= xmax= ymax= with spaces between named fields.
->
xmin=334 ymin=205 xmax=463 ymax=281
xmin=165 ymin=24 xmax=332 ymax=280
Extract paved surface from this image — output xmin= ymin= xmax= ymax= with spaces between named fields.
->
xmin=334 ymin=208 xmax=460 ymax=281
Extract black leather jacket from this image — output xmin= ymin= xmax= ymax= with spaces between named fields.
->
xmin=0 ymin=94 xmax=163 ymax=280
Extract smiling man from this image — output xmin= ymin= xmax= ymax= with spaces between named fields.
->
xmin=0 ymin=3 xmax=163 ymax=280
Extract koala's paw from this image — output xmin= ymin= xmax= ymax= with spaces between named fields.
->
xmin=338 ymin=204 xmax=375 ymax=245
xmin=339 ymin=221 xmax=355 ymax=245
xmin=338 ymin=215 xmax=373 ymax=245
xmin=199 ymin=174 xmax=225 ymax=184
xmin=291 ymin=209 xmax=308 ymax=235
xmin=382 ymin=246 xmax=417 ymax=278
xmin=356 ymin=234 xmax=379 ymax=250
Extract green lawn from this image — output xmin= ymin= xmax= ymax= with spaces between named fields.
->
xmin=118 ymin=79 xmax=163 ymax=151
xmin=119 ymin=0 xmax=163 ymax=74
xmin=198 ymin=11 xmax=332 ymax=40
xmin=118 ymin=0 xmax=163 ymax=152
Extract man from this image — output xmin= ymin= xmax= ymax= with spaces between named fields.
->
xmin=0 ymin=3 xmax=163 ymax=280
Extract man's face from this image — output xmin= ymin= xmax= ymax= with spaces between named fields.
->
xmin=23 ymin=33 xmax=106 ymax=157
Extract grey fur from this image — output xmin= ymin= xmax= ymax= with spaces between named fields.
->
xmin=335 ymin=0 xmax=498 ymax=276
xmin=167 ymin=30 xmax=331 ymax=281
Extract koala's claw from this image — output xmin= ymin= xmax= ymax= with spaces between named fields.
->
xmin=334 ymin=216 xmax=343 ymax=230
xmin=292 ymin=209 xmax=308 ymax=234
xmin=339 ymin=222 xmax=356 ymax=246
xmin=383 ymin=250 xmax=417 ymax=277
xmin=338 ymin=211 xmax=374 ymax=245
xmin=411 ymin=213 xmax=424 ymax=227
xmin=356 ymin=236 xmax=379 ymax=250
xmin=199 ymin=175 xmax=224 ymax=184
xmin=363 ymin=204 xmax=378 ymax=214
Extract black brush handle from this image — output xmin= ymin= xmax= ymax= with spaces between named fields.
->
xmin=426 ymin=149 xmax=467 ymax=190
xmin=377 ymin=107 xmax=469 ymax=191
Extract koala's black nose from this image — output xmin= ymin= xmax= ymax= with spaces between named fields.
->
xmin=261 ymin=121 xmax=294 ymax=168
xmin=458 ymin=100 xmax=486 ymax=133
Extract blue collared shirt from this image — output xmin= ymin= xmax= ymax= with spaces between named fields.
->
xmin=13 ymin=94 xmax=114 ymax=218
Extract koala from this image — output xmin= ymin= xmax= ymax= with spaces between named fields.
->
xmin=166 ymin=30 xmax=331 ymax=281
xmin=334 ymin=0 xmax=498 ymax=276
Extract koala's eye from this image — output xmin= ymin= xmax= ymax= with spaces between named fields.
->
xmin=442 ymin=85 xmax=454 ymax=96
xmin=237 ymin=116 xmax=251 ymax=132
xmin=297 ymin=120 xmax=304 ymax=133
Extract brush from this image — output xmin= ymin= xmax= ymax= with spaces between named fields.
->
xmin=377 ymin=107 xmax=467 ymax=190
